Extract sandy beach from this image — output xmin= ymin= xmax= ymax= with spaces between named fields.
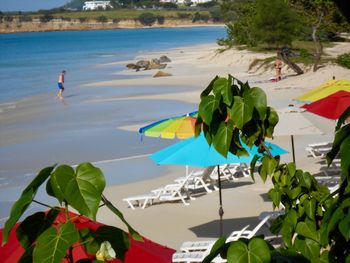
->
xmin=1 ymin=40 xmax=350 ymax=253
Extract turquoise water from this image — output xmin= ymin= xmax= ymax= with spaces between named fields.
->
xmin=0 ymin=27 xmax=225 ymax=102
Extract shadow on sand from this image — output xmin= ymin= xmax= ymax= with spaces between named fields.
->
xmin=189 ymin=216 xmax=273 ymax=239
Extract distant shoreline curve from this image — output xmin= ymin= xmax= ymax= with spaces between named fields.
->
xmin=0 ymin=19 xmax=225 ymax=34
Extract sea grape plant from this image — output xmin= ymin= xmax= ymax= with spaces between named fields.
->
xmin=195 ymin=75 xmax=350 ymax=262
xmin=1 ymin=162 xmax=142 ymax=263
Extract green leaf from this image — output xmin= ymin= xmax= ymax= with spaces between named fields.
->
xmin=326 ymin=124 xmax=350 ymax=165
xmin=294 ymin=236 xmax=321 ymax=259
xmin=198 ymin=95 xmax=220 ymax=125
xmin=268 ymin=188 xmax=281 ymax=209
xmin=102 ymin=196 xmax=142 ymax=241
xmin=295 ymin=221 xmax=319 ymax=242
xmin=227 ymin=238 xmax=271 ymax=263
xmin=286 ymin=163 xmax=296 ymax=178
xmin=281 ymin=210 xmax=297 ymax=247
xmin=52 ymin=163 xmax=105 ymax=220
xmin=244 ymin=87 xmax=267 ymax=120
xmin=335 ymin=107 xmax=350 ymax=130
xmin=340 ymin=135 xmax=350 ymax=178
xmin=304 ymin=199 xmax=316 ymax=221
xmin=229 ymin=96 xmax=254 ymax=129
xmin=259 ymin=156 xmax=277 ymax=182
xmin=16 ymin=209 xmax=59 ymax=249
xmin=33 ymin=221 xmax=79 ymax=263
xmin=338 ymin=212 xmax=350 ymax=241
xmin=194 ymin=115 xmax=203 ymax=137
xmin=79 ymin=228 xmax=100 ymax=255
xmin=94 ymin=226 xmax=130 ymax=261
xmin=212 ymin=120 xmax=234 ymax=157
xmin=200 ymin=75 xmax=218 ymax=98
xmin=264 ymin=107 xmax=279 ymax=138
xmin=212 ymin=77 xmax=233 ymax=106
xmin=203 ymin=237 xmax=227 ymax=263
xmin=249 ymin=154 xmax=260 ymax=182
xmin=286 ymin=186 xmax=301 ymax=200
xmin=2 ymin=165 xmax=55 ymax=245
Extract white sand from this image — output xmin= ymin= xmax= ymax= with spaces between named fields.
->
xmin=93 ymin=42 xmax=350 ymax=250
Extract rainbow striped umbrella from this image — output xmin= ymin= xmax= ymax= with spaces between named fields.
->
xmin=295 ymin=79 xmax=350 ymax=103
xmin=139 ymin=111 xmax=198 ymax=139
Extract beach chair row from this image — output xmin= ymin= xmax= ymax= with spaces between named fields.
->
xmin=123 ymin=163 xmax=250 ymax=210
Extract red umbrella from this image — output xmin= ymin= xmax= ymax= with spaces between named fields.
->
xmin=302 ymin=90 xmax=350 ymax=120
xmin=0 ymin=211 xmax=175 ymax=263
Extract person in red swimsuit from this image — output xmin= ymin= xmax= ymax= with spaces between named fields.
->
xmin=274 ymin=58 xmax=283 ymax=81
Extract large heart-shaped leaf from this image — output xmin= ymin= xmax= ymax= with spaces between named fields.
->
xmin=339 ymin=212 xmax=350 ymax=241
xmin=33 ymin=221 xmax=79 ymax=263
xmin=295 ymin=220 xmax=319 ymax=242
xmin=198 ymin=95 xmax=220 ymax=125
xmin=244 ymin=87 xmax=267 ymax=120
xmin=294 ymin=236 xmax=320 ymax=259
xmin=326 ymin=124 xmax=350 ymax=166
xmin=200 ymin=75 xmax=218 ymax=98
xmin=229 ymin=96 xmax=254 ymax=129
xmin=51 ymin=163 xmax=105 ymax=220
xmin=203 ymin=237 xmax=227 ymax=263
xmin=94 ymin=226 xmax=130 ymax=261
xmin=227 ymin=238 xmax=271 ymax=263
xmin=212 ymin=77 xmax=233 ymax=106
xmin=264 ymin=107 xmax=278 ymax=138
xmin=212 ymin=120 xmax=234 ymax=157
xmin=2 ymin=165 xmax=55 ymax=245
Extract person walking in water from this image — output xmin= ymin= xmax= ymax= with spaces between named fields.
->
xmin=274 ymin=58 xmax=283 ymax=81
xmin=57 ymin=70 xmax=66 ymax=99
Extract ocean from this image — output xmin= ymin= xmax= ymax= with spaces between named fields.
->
xmin=0 ymin=26 xmax=225 ymax=102
xmin=0 ymin=27 xmax=225 ymax=218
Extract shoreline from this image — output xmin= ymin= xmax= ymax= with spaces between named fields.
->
xmin=0 ymin=20 xmax=224 ymax=34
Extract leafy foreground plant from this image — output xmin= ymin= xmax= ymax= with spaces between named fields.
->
xmin=1 ymin=163 xmax=142 ymax=262
xmin=195 ymin=75 xmax=350 ymax=262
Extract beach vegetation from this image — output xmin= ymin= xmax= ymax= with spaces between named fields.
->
xmin=39 ymin=13 xmax=54 ymax=23
xmin=96 ymin=15 xmax=108 ymax=23
xmin=18 ymin=14 xmax=33 ymax=22
xmin=138 ymin=12 xmax=157 ymax=26
xmin=192 ymin=12 xmax=210 ymax=23
xmin=3 ymin=16 xmax=14 ymax=22
xmin=157 ymin=15 xmax=165 ymax=24
xmin=2 ymin=163 xmax=141 ymax=262
xmin=195 ymin=75 xmax=350 ymax=262
xmin=336 ymin=53 xmax=350 ymax=69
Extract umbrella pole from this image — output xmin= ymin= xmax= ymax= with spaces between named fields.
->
xmin=291 ymin=135 xmax=296 ymax=164
xmin=217 ymin=165 xmax=224 ymax=237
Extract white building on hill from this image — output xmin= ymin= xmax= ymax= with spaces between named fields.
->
xmin=83 ymin=1 xmax=113 ymax=10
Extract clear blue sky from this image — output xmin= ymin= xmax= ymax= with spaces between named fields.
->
xmin=0 ymin=0 xmax=68 ymax=12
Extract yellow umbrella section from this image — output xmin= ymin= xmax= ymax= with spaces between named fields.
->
xmin=143 ymin=116 xmax=196 ymax=139
xmin=295 ymin=79 xmax=350 ymax=102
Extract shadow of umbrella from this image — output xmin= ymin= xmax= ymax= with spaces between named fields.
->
xmin=149 ymin=132 xmax=287 ymax=237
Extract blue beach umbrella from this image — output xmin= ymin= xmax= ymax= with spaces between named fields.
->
xmin=150 ymin=133 xmax=287 ymax=167
xmin=149 ymin=132 xmax=288 ymax=236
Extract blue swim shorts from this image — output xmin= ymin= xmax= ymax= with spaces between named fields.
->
xmin=58 ymin=83 xmax=64 ymax=90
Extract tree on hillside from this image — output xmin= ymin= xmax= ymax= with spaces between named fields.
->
xmin=253 ymin=0 xmax=300 ymax=48
xmin=288 ymin=0 xmax=338 ymax=72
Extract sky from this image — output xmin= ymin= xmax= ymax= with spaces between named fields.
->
xmin=0 ymin=0 xmax=68 ymax=12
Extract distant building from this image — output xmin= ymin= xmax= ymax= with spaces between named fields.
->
xmin=83 ymin=1 xmax=113 ymax=10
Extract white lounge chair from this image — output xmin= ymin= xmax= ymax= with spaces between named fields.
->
xmin=172 ymin=249 xmax=225 ymax=263
xmin=122 ymin=192 xmax=160 ymax=210
xmin=174 ymin=170 xmax=214 ymax=194
xmin=179 ymin=215 xmax=271 ymax=253
xmin=305 ymin=141 xmax=332 ymax=159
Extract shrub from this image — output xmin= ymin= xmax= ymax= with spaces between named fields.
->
xmin=60 ymin=16 xmax=71 ymax=21
xmin=4 ymin=16 xmax=14 ymax=22
xmin=39 ymin=14 xmax=54 ymax=23
xmin=112 ymin=18 xmax=120 ymax=24
xmin=177 ymin=13 xmax=192 ymax=19
xmin=138 ymin=12 xmax=157 ymax=26
xmin=197 ymin=1 xmax=217 ymax=8
xmin=161 ymin=2 xmax=178 ymax=9
xmin=210 ymin=6 xmax=223 ymax=22
xmin=337 ymin=52 xmax=350 ymax=69
xmin=157 ymin=15 xmax=165 ymax=25
xmin=96 ymin=15 xmax=108 ymax=23
xmin=18 ymin=14 xmax=32 ymax=22
xmin=192 ymin=12 xmax=209 ymax=23
xmin=79 ymin=17 xmax=88 ymax=23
